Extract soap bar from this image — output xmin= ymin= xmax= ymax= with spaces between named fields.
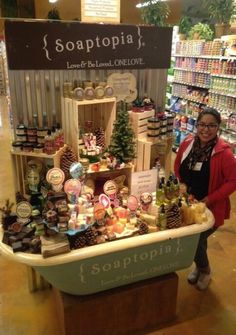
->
xmin=140 ymin=213 xmax=157 ymax=226
xmin=12 ymin=241 xmax=24 ymax=252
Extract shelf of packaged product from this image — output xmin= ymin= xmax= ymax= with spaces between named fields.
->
xmin=172 ymin=94 xmax=207 ymax=106
xmin=211 ymin=73 xmax=236 ymax=80
xmin=172 ymin=80 xmax=210 ymax=89
xmin=206 ymin=105 xmax=235 ymax=115
xmin=209 ymin=90 xmax=236 ymax=99
xmin=11 ymin=145 xmax=67 ymax=197
xmin=174 ymin=54 xmax=236 ymax=60
xmin=174 ymin=109 xmax=197 ymax=119
xmin=174 ymin=67 xmax=211 ymax=74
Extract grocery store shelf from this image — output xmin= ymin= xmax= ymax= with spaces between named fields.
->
xmin=172 ymin=94 xmax=207 ymax=105
xmin=172 ymin=80 xmax=210 ymax=89
xmin=209 ymin=90 xmax=236 ymax=99
xmin=174 ymin=54 xmax=236 ymax=60
xmin=174 ymin=67 xmax=210 ymax=74
xmin=211 ymin=73 xmax=236 ymax=80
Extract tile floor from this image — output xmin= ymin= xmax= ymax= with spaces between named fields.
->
xmin=0 ymin=96 xmax=236 ymax=335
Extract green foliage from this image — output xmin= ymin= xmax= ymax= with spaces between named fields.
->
xmin=47 ymin=7 xmax=61 ymax=20
xmin=140 ymin=1 xmax=171 ymax=26
xmin=108 ymin=102 xmax=136 ymax=164
xmin=179 ymin=16 xmax=192 ymax=35
xmin=188 ymin=23 xmax=214 ymax=41
xmin=204 ymin=0 xmax=236 ymax=24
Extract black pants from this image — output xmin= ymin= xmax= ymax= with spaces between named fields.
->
xmin=194 ymin=227 xmax=217 ymax=269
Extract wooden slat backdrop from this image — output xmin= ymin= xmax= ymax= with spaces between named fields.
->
xmin=7 ymin=69 xmax=168 ymax=131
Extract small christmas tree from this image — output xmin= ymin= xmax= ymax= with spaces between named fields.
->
xmin=108 ymin=101 xmax=136 ymax=163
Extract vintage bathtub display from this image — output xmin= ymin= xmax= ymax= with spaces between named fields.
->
xmin=0 ymin=208 xmax=214 ymax=295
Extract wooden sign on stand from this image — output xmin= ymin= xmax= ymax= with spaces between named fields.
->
xmin=81 ymin=0 xmax=120 ymax=23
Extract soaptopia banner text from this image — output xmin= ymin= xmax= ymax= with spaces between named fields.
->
xmin=5 ymin=20 xmax=172 ymax=70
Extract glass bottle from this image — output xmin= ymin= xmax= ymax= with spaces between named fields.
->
xmin=44 ymin=130 xmax=56 ymax=155
xmin=27 ymin=164 xmax=40 ymax=193
xmin=158 ymin=204 xmax=166 ymax=231
xmin=156 ymin=182 xmax=166 ymax=205
xmin=56 ymin=122 xmax=64 ymax=148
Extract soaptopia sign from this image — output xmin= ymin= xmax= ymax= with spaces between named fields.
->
xmin=76 ymin=237 xmax=186 ymax=289
xmin=4 ymin=20 xmax=172 ymax=70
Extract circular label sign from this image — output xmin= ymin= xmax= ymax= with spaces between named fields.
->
xmin=99 ymin=194 xmax=111 ymax=209
xmin=127 ymin=195 xmax=139 ymax=211
xmin=16 ymin=201 xmax=32 ymax=219
xmin=103 ymin=180 xmax=118 ymax=197
xmin=64 ymin=179 xmax=82 ymax=196
xmin=46 ymin=168 xmax=65 ymax=186
xmin=70 ymin=162 xmax=84 ymax=179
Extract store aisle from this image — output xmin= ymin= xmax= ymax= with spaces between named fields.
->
xmin=0 ymin=96 xmax=236 ymax=335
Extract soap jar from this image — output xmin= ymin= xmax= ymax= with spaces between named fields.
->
xmin=44 ymin=130 xmax=56 ymax=155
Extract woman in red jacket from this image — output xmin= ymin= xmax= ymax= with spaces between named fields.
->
xmin=174 ymin=107 xmax=236 ymax=290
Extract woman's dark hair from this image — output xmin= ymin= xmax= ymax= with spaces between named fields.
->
xmin=197 ymin=107 xmax=221 ymax=125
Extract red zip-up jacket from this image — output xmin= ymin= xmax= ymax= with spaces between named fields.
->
xmin=174 ymin=135 xmax=236 ymax=227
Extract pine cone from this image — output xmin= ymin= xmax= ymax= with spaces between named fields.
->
xmin=60 ymin=146 xmax=77 ymax=180
xmin=15 ymin=192 xmax=27 ymax=203
xmin=166 ymin=203 xmax=181 ymax=229
xmin=68 ymin=233 xmax=87 ymax=249
xmin=138 ymin=220 xmax=149 ymax=235
xmin=84 ymin=226 xmax=98 ymax=246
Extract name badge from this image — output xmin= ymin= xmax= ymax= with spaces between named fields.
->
xmin=193 ymin=162 xmax=203 ymax=171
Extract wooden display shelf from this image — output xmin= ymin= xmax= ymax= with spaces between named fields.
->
xmin=11 ymin=145 xmax=66 ymax=196
xmin=61 ymin=97 xmax=116 ymax=159
xmin=54 ymin=273 xmax=178 ymax=335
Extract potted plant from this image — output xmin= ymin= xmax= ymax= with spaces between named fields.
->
xmin=188 ymin=23 xmax=214 ymax=41
xmin=204 ymin=0 xmax=236 ymax=37
xmin=47 ymin=7 xmax=61 ymax=20
xmin=178 ymin=16 xmax=192 ymax=40
xmin=140 ymin=1 xmax=171 ymax=26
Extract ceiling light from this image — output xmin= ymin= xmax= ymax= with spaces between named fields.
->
xmin=49 ymin=0 xmax=58 ymax=3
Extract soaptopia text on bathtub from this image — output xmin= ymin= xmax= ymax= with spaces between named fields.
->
xmin=77 ymin=238 xmax=184 ymax=285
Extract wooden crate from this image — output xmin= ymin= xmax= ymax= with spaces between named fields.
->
xmin=129 ymin=109 xmax=155 ymax=138
xmin=62 ymin=97 xmax=116 ymax=158
xmin=11 ymin=146 xmax=66 ymax=196
xmin=86 ymin=166 xmax=132 ymax=196
xmin=136 ymin=137 xmax=173 ymax=176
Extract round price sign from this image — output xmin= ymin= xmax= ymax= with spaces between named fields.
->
xmin=16 ymin=201 xmax=32 ymax=219
xmin=46 ymin=168 xmax=65 ymax=186
xmin=103 ymin=180 xmax=118 ymax=197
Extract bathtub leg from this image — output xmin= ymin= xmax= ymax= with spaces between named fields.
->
xmin=27 ymin=266 xmax=37 ymax=292
xmin=27 ymin=266 xmax=51 ymax=292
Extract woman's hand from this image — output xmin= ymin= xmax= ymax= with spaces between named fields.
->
xmin=200 ymin=196 xmax=209 ymax=206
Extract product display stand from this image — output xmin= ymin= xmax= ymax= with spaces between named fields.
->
xmin=53 ymin=273 xmax=178 ymax=335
